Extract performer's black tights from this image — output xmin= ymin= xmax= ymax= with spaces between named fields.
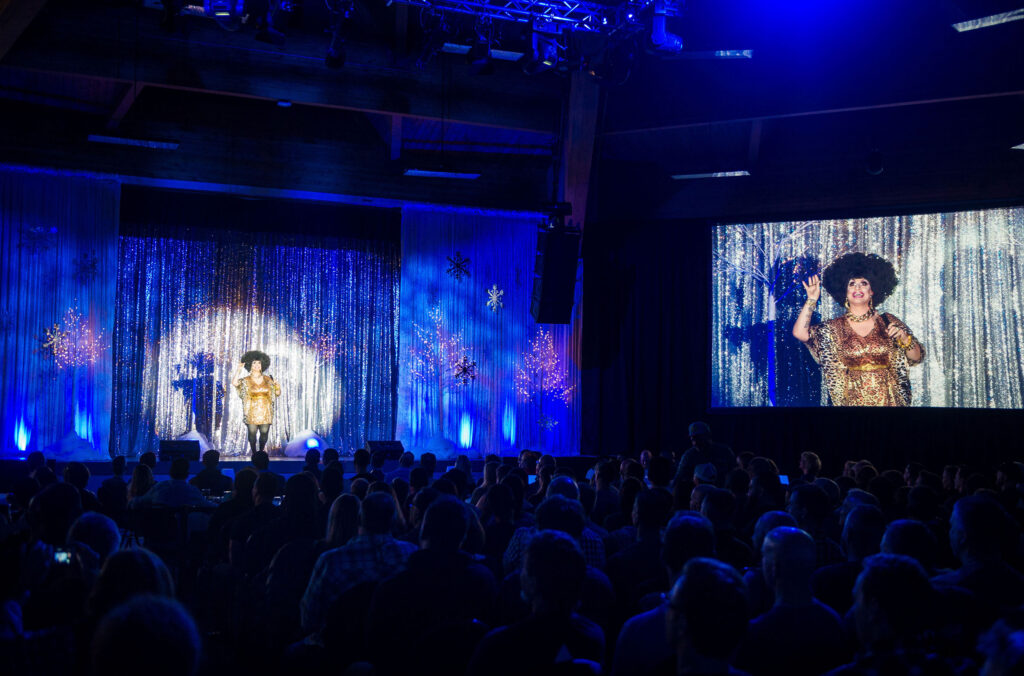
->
xmin=246 ymin=423 xmax=270 ymax=455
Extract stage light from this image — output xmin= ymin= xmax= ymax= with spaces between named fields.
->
xmin=15 ymin=417 xmax=30 ymax=452
xmin=671 ymin=171 xmax=749 ymax=180
xmin=305 ymin=437 xmax=320 ymax=449
xmin=467 ymin=18 xmax=494 ymax=75
xmin=325 ymin=0 xmax=353 ymax=68
xmin=521 ymin=30 xmax=560 ymax=75
xmin=1013 ymin=142 xmax=1024 ymax=151
xmin=284 ymin=429 xmax=327 ymax=457
xmin=952 ymin=8 xmax=1024 ymax=32
xmin=403 ymin=169 xmax=481 ymax=179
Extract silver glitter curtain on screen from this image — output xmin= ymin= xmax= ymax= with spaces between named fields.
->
xmin=111 ymin=228 xmax=399 ymax=457
xmin=712 ymin=207 xmax=1024 ymax=408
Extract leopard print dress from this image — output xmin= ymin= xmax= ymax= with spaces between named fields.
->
xmin=805 ymin=313 xmax=924 ymax=406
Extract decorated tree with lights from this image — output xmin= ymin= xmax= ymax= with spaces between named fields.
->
xmin=408 ymin=304 xmax=475 ymax=437
xmin=515 ymin=328 xmax=574 ymax=431
xmin=39 ymin=307 xmax=109 ymax=370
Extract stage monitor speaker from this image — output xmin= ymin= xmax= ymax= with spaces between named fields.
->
xmin=158 ymin=440 xmax=201 ymax=462
xmin=530 ymin=228 xmax=580 ymax=324
xmin=366 ymin=440 xmax=405 ymax=460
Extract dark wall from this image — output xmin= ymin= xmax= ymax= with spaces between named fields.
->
xmin=581 ymin=218 xmax=1024 ymax=475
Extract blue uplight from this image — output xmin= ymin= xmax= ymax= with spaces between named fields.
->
xmin=503 ymin=400 xmax=516 ymax=447
xmin=459 ymin=412 xmax=473 ymax=449
xmin=15 ymin=417 xmax=30 ymax=452
xmin=305 ymin=437 xmax=320 ymax=449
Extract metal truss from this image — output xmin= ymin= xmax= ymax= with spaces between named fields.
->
xmin=394 ymin=0 xmax=668 ymax=35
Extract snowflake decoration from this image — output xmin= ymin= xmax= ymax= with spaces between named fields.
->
xmin=37 ymin=307 xmax=109 ymax=369
xmin=486 ymin=284 xmax=504 ymax=312
xmin=18 ymin=225 xmax=58 ymax=254
xmin=537 ymin=414 xmax=559 ymax=431
xmin=454 ymin=355 xmax=477 ymax=385
xmin=446 ymin=251 xmax=471 ymax=281
xmin=73 ymin=252 xmax=100 ymax=284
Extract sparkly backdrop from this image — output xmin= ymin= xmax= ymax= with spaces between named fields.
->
xmin=396 ymin=206 xmax=582 ymax=457
xmin=111 ymin=226 xmax=399 ymax=457
xmin=0 ymin=168 xmax=119 ymax=459
xmin=712 ymin=207 xmax=1024 ymax=408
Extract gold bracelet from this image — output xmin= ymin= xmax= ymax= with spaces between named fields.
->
xmin=898 ymin=335 xmax=913 ymax=350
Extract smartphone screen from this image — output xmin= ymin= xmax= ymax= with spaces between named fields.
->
xmin=779 ymin=475 xmax=790 ymax=486
xmin=53 ymin=549 xmax=72 ymax=565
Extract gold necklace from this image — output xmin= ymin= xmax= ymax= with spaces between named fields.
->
xmin=846 ymin=309 xmax=875 ymax=322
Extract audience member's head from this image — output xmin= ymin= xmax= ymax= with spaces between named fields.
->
xmin=839 ymin=488 xmax=879 ymax=526
xmin=520 ymin=530 xmax=586 ymax=615
xmin=752 ymin=511 xmax=798 ymax=559
xmin=128 ymin=464 xmax=156 ymax=500
xmin=481 ymin=483 xmax=515 ymax=523
xmin=420 ymin=452 xmax=437 ymax=477
xmin=369 ymin=449 xmax=386 ymax=471
xmin=483 ymin=461 xmax=500 ymax=486
xmin=253 ymin=472 xmax=278 ymax=503
xmin=283 ymin=472 xmax=319 ymax=520
xmin=89 ymin=547 xmax=175 ymax=618
xmin=359 ymin=491 xmax=396 ymax=535
xmin=325 ymin=493 xmax=360 ymax=547
xmin=350 ymin=477 xmax=369 ymax=501
xmin=737 ymin=452 xmax=755 ymax=472
xmin=409 ymin=486 xmax=441 ymax=528
xmin=700 ymin=487 xmax=737 ymax=531
xmin=409 ymin=466 xmax=429 ymax=492
xmin=251 ymin=450 xmax=270 ymax=471
xmin=800 ymin=452 xmax=822 ymax=478
xmin=535 ymin=495 xmax=587 ymax=540
xmin=28 ymin=482 xmax=83 ymax=546
xmin=322 ymin=448 xmax=340 ymax=465
xmin=667 ymin=558 xmax=748 ymax=667
xmin=68 ymin=512 xmax=121 ymax=564
xmin=546 ymin=475 xmax=580 ymax=501
xmin=64 ymin=461 xmax=91 ymax=490
xmin=320 ymin=464 xmax=344 ymax=500
xmin=853 ymin=553 xmax=933 ymax=649
xmin=304 ymin=448 xmax=320 ymax=468
xmin=688 ymin=421 xmax=713 ymax=449
xmin=725 ymin=469 xmax=750 ymax=499
xmin=662 ymin=514 xmax=716 ymax=579
xmin=693 ymin=463 xmax=718 ymax=486
xmin=111 ymin=455 xmax=127 ymax=477
xmin=92 ymin=595 xmax=200 ymax=676
xmin=399 ymin=451 xmax=415 ymax=469
xmin=233 ymin=468 xmax=258 ymax=503
xmin=169 ymin=457 xmax=190 ymax=481
xmin=903 ymin=462 xmax=925 ymax=487
xmin=139 ymin=452 xmax=157 ymax=469
xmin=762 ymin=526 xmax=816 ymax=598
xmin=27 ymin=450 xmax=46 ymax=472
xmin=813 ymin=477 xmax=841 ymax=508
xmin=881 ymin=519 xmax=939 ymax=573
xmin=420 ymin=497 xmax=469 ymax=551
xmin=635 ymin=487 xmax=672 ymax=531
xmin=950 ymin=495 xmax=1016 ymax=564
xmin=842 ymin=504 xmax=887 ymax=562
xmin=353 ymin=448 xmax=370 ymax=472
xmin=202 ymin=450 xmax=220 ymax=469
xmin=595 ymin=459 xmax=618 ymax=487
xmin=689 ymin=483 xmax=715 ymax=513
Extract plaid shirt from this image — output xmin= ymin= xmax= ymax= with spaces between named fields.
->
xmin=502 ymin=526 xmax=606 ymax=574
xmin=301 ymin=534 xmax=418 ymax=633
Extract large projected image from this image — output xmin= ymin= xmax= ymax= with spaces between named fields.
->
xmin=711 ymin=207 xmax=1024 ymax=408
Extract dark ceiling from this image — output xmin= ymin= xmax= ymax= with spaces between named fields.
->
xmin=0 ymin=0 xmax=1022 ymax=220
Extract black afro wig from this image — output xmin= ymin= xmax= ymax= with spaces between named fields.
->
xmin=822 ymin=252 xmax=898 ymax=307
xmin=241 ymin=350 xmax=271 ymax=373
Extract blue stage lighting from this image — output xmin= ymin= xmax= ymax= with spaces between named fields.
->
xmin=305 ymin=437 xmax=320 ymax=449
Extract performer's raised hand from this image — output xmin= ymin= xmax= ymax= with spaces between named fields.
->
xmin=802 ymin=274 xmax=821 ymax=302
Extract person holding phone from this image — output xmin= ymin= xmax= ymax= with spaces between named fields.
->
xmin=792 ymin=253 xmax=924 ymax=406
xmin=232 ymin=350 xmax=282 ymax=455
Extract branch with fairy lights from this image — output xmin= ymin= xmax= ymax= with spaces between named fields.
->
xmin=515 ymin=327 xmax=573 ymax=429
xmin=38 ymin=307 xmax=109 ymax=369
xmin=409 ymin=304 xmax=476 ymax=435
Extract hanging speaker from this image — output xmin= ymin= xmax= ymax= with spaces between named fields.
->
xmin=530 ymin=226 xmax=580 ymax=324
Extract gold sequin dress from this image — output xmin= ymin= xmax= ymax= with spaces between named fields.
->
xmin=806 ymin=313 xmax=924 ymax=406
xmin=236 ymin=375 xmax=281 ymax=425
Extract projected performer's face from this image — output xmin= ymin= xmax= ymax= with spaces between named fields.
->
xmin=250 ymin=360 xmax=263 ymax=376
xmin=846 ymin=278 xmax=873 ymax=306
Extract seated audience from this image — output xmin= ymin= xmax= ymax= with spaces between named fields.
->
xmin=300 ymin=491 xmax=417 ymax=634
xmin=469 ymin=530 xmax=604 ymax=676
xmin=736 ymin=527 xmax=849 ymax=675
xmin=97 ymin=455 xmax=129 ymax=522
xmin=131 ymin=457 xmax=212 ymax=509
xmin=91 ymin=595 xmax=201 ymax=676
xmin=189 ymin=450 xmax=232 ymax=494
xmin=64 ymin=461 xmax=103 ymax=513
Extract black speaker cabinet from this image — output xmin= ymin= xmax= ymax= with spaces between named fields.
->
xmin=158 ymin=440 xmax=201 ymax=462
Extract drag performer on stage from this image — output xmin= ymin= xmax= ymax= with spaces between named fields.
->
xmin=232 ymin=350 xmax=282 ymax=455
xmin=792 ymin=253 xmax=924 ymax=406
